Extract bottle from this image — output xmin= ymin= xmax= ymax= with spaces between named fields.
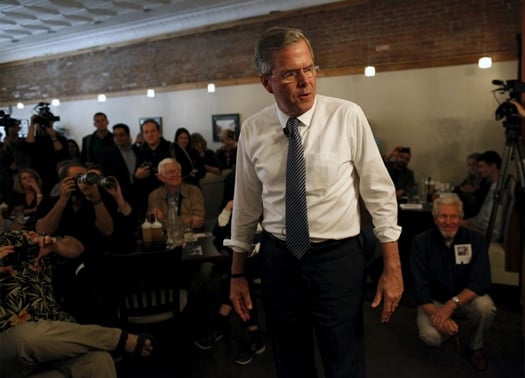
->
xmin=151 ymin=215 xmax=164 ymax=247
xmin=141 ymin=218 xmax=152 ymax=248
xmin=166 ymin=198 xmax=182 ymax=248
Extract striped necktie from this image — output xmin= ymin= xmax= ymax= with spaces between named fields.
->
xmin=285 ymin=117 xmax=311 ymax=258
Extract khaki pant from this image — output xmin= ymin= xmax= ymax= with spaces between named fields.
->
xmin=0 ymin=320 xmax=122 ymax=378
xmin=416 ymin=294 xmax=496 ymax=350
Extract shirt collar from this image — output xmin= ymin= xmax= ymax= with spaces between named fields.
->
xmin=276 ymin=96 xmax=317 ymax=129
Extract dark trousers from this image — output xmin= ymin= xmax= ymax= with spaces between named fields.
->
xmin=260 ymin=234 xmax=366 ymax=378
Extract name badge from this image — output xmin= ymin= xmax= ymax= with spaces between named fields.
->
xmin=454 ymin=244 xmax=472 ymax=264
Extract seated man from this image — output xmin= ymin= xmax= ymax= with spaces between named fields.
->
xmin=384 ymin=146 xmax=416 ymax=199
xmin=36 ymin=160 xmax=117 ymax=325
xmin=0 ymin=230 xmax=155 ymax=378
xmin=410 ymin=194 xmax=496 ymax=371
xmin=462 ymin=150 xmax=509 ymax=240
xmin=148 ymin=158 xmax=205 ymax=230
xmin=453 ymin=152 xmax=489 ymax=218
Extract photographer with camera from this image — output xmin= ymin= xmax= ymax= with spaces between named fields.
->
xmin=25 ymin=103 xmax=68 ymax=196
xmin=35 ymin=160 xmax=117 ymax=326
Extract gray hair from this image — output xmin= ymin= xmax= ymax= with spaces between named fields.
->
xmin=157 ymin=158 xmax=180 ymax=175
xmin=432 ymin=193 xmax=464 ymax=218
xmin=254 ymin=27 xmax=315 ymax=75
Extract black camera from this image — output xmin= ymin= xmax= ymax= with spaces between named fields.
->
xmin=75 ymin=172 xmax=117 ymax=188
xmin=0 ymin=110 xmax=20 ymax=130
xmin=32 ymin=102 xmax=60 ymax=129
xmin=140 ymin=160 xmax=157 ymax=173
xmin=492 ymin=79 xmax=525 ymax=122
xmin=1 ymin=245 xmax=40 ymax=266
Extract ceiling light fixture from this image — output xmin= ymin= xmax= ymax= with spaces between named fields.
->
xmin=51 ymin=98 xmax=60 ymax=106
xmin=16 ymin=102 xmax=24 ymax=109
xmin=478 ymin=56 xmax=492 ymax=69
xmin=207 ymin=83 xmax=216 ymax=93
xmin=97 ymin=94 xmax=107 ymax=102
xmin=364 ymin=66 xmax=376 ymax=77
xmin=147 ymin=89 xmax=155 ymax=98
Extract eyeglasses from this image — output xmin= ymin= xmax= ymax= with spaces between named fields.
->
xmin=274 ymin=64 xmax=319 ymax=83
xmin=164 ymin=169 xmax=181 ymax=176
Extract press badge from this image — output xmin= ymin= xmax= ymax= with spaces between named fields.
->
xmin=454 ymin=244 xmax=472 ymax=264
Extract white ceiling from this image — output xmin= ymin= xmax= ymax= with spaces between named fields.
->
xmin=0 ymin=0 xmax=343 ymax=64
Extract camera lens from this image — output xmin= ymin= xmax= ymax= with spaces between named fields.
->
xmin=76 ymin=172 xmax=99 ymax=186
xmin=98 ymin=176 xmax=117 ymax=188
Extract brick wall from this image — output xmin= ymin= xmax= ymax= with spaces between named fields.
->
xmin=0 ymin=0 xmax=521 ymax=105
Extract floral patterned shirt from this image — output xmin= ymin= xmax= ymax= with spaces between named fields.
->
xmin=0 ymin=231 xmax=74 ymax=332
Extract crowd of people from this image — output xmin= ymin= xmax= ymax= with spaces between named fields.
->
xmin=0 ymin=25 xmax=514 ymax=377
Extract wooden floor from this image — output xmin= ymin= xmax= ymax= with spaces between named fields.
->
xmin=117 ymin=284 xmax=523 ymax=378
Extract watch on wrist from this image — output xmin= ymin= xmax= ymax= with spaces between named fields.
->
xmin=452 ymin=296 xmax=460 ymax=306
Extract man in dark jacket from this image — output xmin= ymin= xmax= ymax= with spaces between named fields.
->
xmin=81 ymin=112 xmax=114 ymax=164
xmin=410 ymin=193 xmax=496 ymax=372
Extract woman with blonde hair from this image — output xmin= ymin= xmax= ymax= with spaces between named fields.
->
xmin=10 ymin=168 xmax=44 ymax=229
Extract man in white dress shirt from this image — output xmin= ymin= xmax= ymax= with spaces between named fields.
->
xmin=227 ymin=27 xmax=403 ymax=378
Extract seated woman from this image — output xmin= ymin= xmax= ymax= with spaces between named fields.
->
xmin=191 ymin=132 xmax=222 ymax=176
xmin=9 ymin=167 xmax=45 ymax=230
xmin=172 ymin=128 xmax=205 ymax=186
xmin=0 ymin=229 xmax=157 ymax=378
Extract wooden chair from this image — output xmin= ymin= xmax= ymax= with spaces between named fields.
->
xmin=106 ymin=248 xmax=187 ymax=326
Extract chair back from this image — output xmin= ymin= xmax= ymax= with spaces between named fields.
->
xmin=106 ymin=248 xmax=186 ymax=325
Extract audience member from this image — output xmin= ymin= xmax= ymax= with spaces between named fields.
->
xmin=410 ymin=194 xmax=495 ymax=371
xmin=194 ymin=169 xmax=266 ymax=366
xmin=191 ymin=132 xmax=222 ymax=176
xmin=172 ymin=127 xmax=205 ymax=186
xmin=228 ymin=27 xmax=402 ymax=377
xmin=384 ymin=146 xmax=416 ymax=199
xmin=147 ymin=158 xmax=205 ymax=229
xmin=67 ymin=139 xmax=81 ymax=161
xmin=80 ymin=112 xmax=114 ymax=164
xmin=0 ymin=230 xmax=156 ymax=378
xmin=85 ymin=163 xmax=137 ymax=252
xmin=9 ymin=167 xmax=44 ymax=230
xmin=0 ymin=119 xmax=30 ymax=204
xmin=134 ymin=119 xmax=172 ymax=221
xmin=462 ymin=150 xmax=509 ymax=240
xmin=134 ymin=132 xmax=144 ymax=148
xmin=101 ymin=123 xmax=139 ymax=212
xmin=25 ymin=114 xmax=69 ymax=196
xmin=36 ymin=160 xmax=116 ymax=325
xmin=216 ymin=129 xmax=237 ymax=170
xmin=454 ymin=152 xmax=489 ymax=218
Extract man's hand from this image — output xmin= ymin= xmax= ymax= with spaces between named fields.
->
xmin=0 ymin=245 xmax=15 ymax=267
xmin=371 ymin=264 xmax=404 ymax=323
xmin=59 ymin=177 xmax=76 ymax=201
xmin=230 ymin=276 xmax=252 ymax=322
xmin=134 ymin=165 xmax=151 ymax=179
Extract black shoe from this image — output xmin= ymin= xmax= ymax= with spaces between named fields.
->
xmin=193 ymin=334 xmax=214 ymax=350
xmin=193 ymin=328 xmax=224 ymax=351
xmin=466 ymin=348 xmax=488 ymax=371
xmin=234 ymin=335 xmax=266 ymax=366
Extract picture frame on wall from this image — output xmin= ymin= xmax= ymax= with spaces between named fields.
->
xmin=139 ymin=116 xmax=163 ymax=135
xmin=212 ymin=113 xmax=240 ymax=142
